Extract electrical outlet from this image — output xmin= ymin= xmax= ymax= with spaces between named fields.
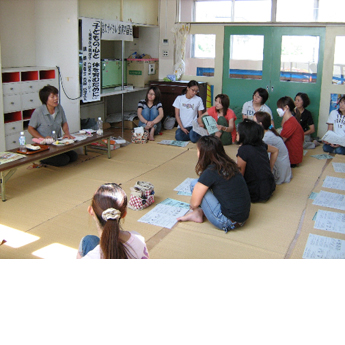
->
xmin=163 ymin=50 xmax=169 ymax=57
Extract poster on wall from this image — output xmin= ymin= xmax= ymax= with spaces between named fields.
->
xmin=81 ymin=18 xmax=133 ymax=103
xmin=81 ymin=18 xmax=101 ymax=103
xmin=101 ymin=19 xmax=133 ymax=41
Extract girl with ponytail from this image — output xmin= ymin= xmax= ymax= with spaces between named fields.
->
xmin=254 ymin=111 xmax=292 ymax=185
xmin=77 ymin=183 xmax=149 ymax=259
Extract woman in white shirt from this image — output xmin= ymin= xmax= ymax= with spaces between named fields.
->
xmin=242 ymin=87 xmax=274 ymax=127
xmin=173 ymin=80 xmax=205 ymax=142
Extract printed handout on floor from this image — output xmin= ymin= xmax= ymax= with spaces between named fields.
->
xmin=303 ymin=233 xmax=345 ymax=259
xmin=174 ymin=178 xmax=194 ymax=196
xmin=314 ymin=210 xmax=345 ymax=234
xmin=138 ymin=198 xmax=190 ymax=229
xmin=157 ymin=140 xmax=189 ymax=147
xmin=322 ymin=176 xmax=345 ymax=191
xmin=312 ymin=190 xmax=345 ymax=211
xmin=332 ymin=162 xmax=345 ymax=173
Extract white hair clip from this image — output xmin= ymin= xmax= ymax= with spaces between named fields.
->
xmin=102 ymin=208 xmax=121 ymax=221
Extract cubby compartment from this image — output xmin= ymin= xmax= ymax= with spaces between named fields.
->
xmin=21 ymin=70 xmax=39 ymax=81
xmin=23 ymin=109 xmax=35 ymax=121
xmin=40 ymin=69 xmax=56 ymax=80
xmin=2 ymin=71 xmax=20 ymax=83
xmin=4 ymin=111 xmax=22 ymax=123
xmin=23 ymin=120 xmax=30 ymax=130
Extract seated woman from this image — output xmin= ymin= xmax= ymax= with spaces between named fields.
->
xmin=242 ymin=87 xmax=274 ymax=126
xmin=294 ymin=92 xmax=319 ymax=149
xmin=177 ymin=136 xmax=250 ymax=233
xmin=198 ymin=94 xmax=236 ymax=145
xmin=236 ymin=119 xmax=277 ymax=203
xmin=254 ymin=111 xmax=292 ymax=185
xmin=277 ymin=96 xmax=305 ymax=167
xmin=28 ymin=85 xmax=77 ymax=167
xmin=77 ymin=183 xmax=149 ymax=259
xmin=173 ymin=80 xmax=205 ymax=143
xmin=137 ymin=86 xmax=164 ymax=141
xmin=323 ymin=95 xmax=345 ymax=155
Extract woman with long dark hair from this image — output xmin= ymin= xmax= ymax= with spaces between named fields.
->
xmin=177 ymin=136 xmax=250 ymax=233
xmin=137 ymin=86 xmax=164 ymax=141
xmin=277 ymin=96 xmax=304 ymax=167
xmin=173 ymin=80 xmax=205 ymax=143
xmin=254 ymin=111 xmax=292 ymax=185
xmin=77 ymin=183 xmax=149 ymax=259
xmin=236 ymin=119 xmax=277 ymax=202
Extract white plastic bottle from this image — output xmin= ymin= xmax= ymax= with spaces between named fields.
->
xmin=52 ymin=130 xmax=57 ymax=141
xmin=97 ymin=117 xmax=103 ymax=135
xmin=19 ymin=131 xmax=26 ymax=152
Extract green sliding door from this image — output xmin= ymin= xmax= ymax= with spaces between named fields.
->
xmin=223 ymin=26 xmax=325 ymax=131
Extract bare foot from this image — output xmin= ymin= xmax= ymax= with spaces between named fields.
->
xmin=177 ymin=208 xmax=204 ymax=223
xmin=149 ymin=128 xmax=155 ymax=141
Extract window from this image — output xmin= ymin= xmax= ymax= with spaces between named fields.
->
xmin=276 ymin=0 xmax=345 ymax=22
xmin=179 ymin=0 xmax=345 ymax=23
xmin=180 ymin=0 xmax=271 ymax=23
xmin=333 ymin=36 xmax=345 ymax=85
xmin=280 ymin=35 xmax=319 ymax=83
xmin=185 ymin=34 xmax=216 ymax=77
xmin=229 ymin=35 xmax=264 ymax=80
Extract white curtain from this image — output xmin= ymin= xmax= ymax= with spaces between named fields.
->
xmin=171 ymin=23 xmax=191 ymax=80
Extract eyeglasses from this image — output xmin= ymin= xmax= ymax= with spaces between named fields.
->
xmin=189 ymin=88 xmax=199 ymax=94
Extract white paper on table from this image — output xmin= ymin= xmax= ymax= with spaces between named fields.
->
xmin=312 ymin=190 xmax=345 ymax=211
xmin=314 ymin=209 xmax=345 ymax=234
xmin=322 ymin=176 xmax=345 ymax=191
xmin=138 ymin=198 xmax=189 ymax=229
xmin=174 ymin=178 xmax=194 ymax=195
xmin=302 ymin=233 xmax=345 ymax=259
xmin=321 ymin=130 xmax=345 ymax=147
xmin=332 ymin=162 xmax=345 ymax=173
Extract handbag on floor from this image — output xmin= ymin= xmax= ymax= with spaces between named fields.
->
xmin=131 ymin=127 xmax=149 ymax=144
xmin=128 ymin=181 xmax=155 ymax=210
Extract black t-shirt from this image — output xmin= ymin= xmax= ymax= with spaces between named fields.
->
xmin=297 ymin=109 xmax=314 ymax=132
xmin=198 ymin=165 xmax=251 ymax=222
xmin=237 ymin=144 xmax=276 ymax=202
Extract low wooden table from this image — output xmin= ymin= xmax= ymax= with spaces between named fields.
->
xmin=0 ymin=129 xmax=115 ymax=201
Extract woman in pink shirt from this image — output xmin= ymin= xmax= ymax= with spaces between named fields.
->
xmin=199 ymin=94 xmax=237 ymax=145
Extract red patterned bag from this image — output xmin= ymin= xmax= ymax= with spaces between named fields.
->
xmin=128 ymin=181 xmax=155 ymax=211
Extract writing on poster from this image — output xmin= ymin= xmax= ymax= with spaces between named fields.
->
xmin=81 ymin=18 xmax=101 ymax=102
xmin=101 ymin=20 xmax=133 ymax=41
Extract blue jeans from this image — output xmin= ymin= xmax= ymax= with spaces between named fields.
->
xmin=175 ymin=127 xmax=201 ymax=143
xmin=190 ymin=179 xmax=245 ymax=233
xmin=78 ymin=235 xmax=100 ymax=257
xmin=139 ymin=107 xmax=162 ymax=134
xmin=323 ymin=144 xmax=345 ymax=155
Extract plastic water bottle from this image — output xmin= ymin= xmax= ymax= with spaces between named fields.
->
xmin=52 ymin=130 xmax=57 ymax=141
xmin=19 ymin=131 xmax=26 ymax=152
xmin=97 ymin=117 xmax=103 ymax=135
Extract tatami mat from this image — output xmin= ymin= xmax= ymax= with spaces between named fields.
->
xmin=1 ymin=129 xmax=343 ymax=259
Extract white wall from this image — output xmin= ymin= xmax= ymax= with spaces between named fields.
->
xmin=35 ymin=0 xmax=80 ymax=133
xmin=158 ymin=0 xmax=176 ymax=78
xmin=0 ymin=0 xmax=36 ymax=67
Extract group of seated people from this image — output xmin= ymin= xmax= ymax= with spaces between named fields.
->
xmin=28 ymin=83 xmax=344 ymax=259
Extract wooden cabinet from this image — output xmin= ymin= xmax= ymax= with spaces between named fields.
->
xmin=149 ymin=80 xmax=208 ymax=120
xmin=1 ymin=67 xmax=58 ymax=149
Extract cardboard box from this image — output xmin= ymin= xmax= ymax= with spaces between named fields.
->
xmin=127 ymin=59 xmax=159 ymax=87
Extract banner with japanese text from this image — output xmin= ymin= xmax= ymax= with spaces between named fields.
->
xmin=101 ymin=19 xmax=133 ymax=41
xmin=81 ymin=18 xmax=133 ymax=102
xmin=81 ymin=18 xmax=101 ymax=102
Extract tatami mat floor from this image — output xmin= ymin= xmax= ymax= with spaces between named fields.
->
xmin=1 ymin=127 xmax=344 ymax=259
